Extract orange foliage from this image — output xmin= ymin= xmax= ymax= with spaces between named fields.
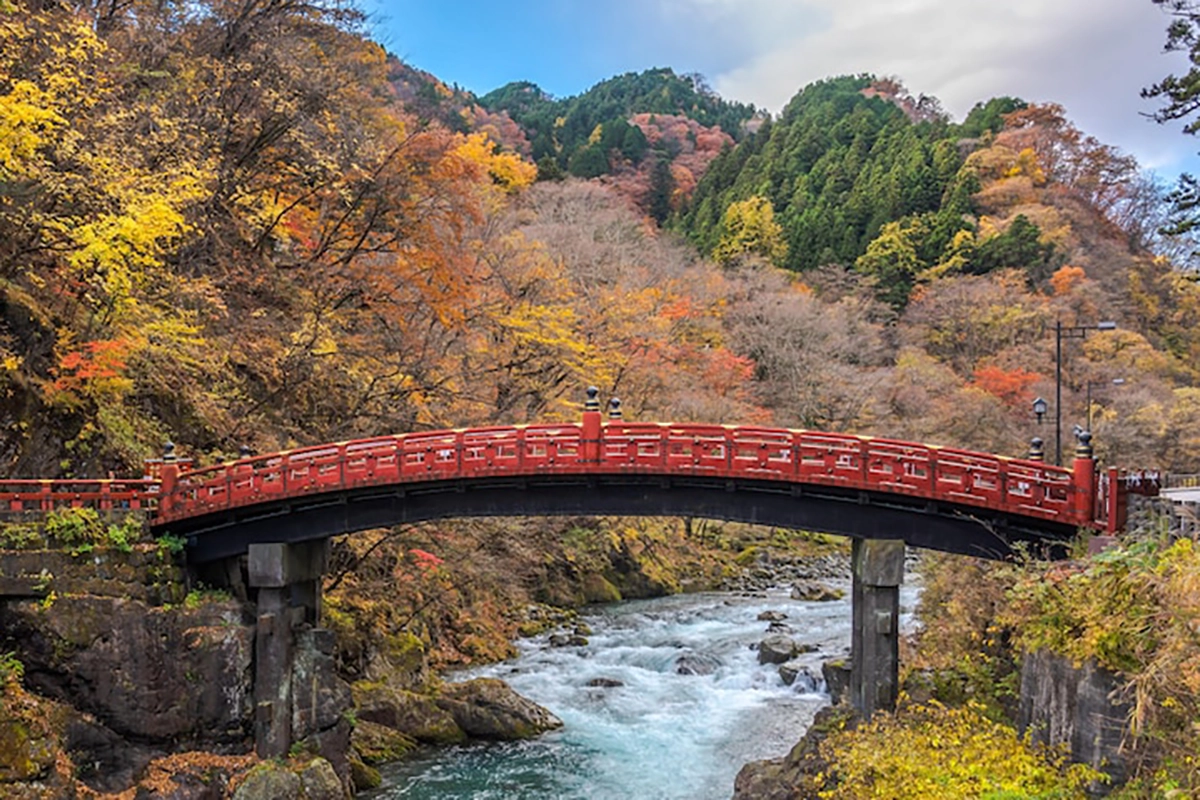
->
xmin=51 ymin=338 xmax=133 ymax=397
xmin=971 ymin=364 xmax=1041 ymax=407
xmin=1049 ymin=265 xmax=1086 ymax=296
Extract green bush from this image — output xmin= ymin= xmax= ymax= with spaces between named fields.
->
xmin=0 ymin=651 xmax=24 ymax=687
xmin=44 ymin=507 xmax=103 ymax=548
xmin=104 ymin=515 xmax=144 ymax=552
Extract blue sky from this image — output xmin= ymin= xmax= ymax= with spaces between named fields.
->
xmin=368 ymin=0 xmax=1200 ymax=178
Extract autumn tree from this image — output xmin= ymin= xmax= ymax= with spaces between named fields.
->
xmin=713 ymin=196 xmax=788 ymax=267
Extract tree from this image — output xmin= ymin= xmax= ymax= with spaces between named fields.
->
xmin=1144 ymin=1 xmax=1200 ymax=236
xmin=855 ymin=218 xmax=927 ymax=307
xmin=713 ymin=196 xmax=787 ymax=267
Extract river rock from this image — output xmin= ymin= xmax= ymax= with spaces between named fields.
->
xmin=348 ymin=754 xmax=381 ymax=792
xmin=299 ymin=758 xmax=346 ymax=800
xmin=674 ymin=652 xmax=723 ymax=676
xmin=765 ymin=620 xmax=792 ymax=634
xmin=436 ymin=678 xmax=563 ymax=740
xmin=791 ymin=581 xmax=844 ymax=602
xmin=351 ymin=720 xmax=417 ymax=765
xmin=756 ymin=634 xmax=799 ymax=665
xmin=232 ymin=762 xmax=301 ymax=800
xmin=757 ymin=611 xmax=788 ymax=622
xmin=778 ymin=661 xmax=820 ymax=692
xmin=822 ymin=659 xmax=851 ymax=705
xmin=351 ymin=683 xmax=464 ymax=744
xmin=586 ymin=677 xmax=624 ymax=688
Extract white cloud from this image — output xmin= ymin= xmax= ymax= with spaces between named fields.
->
xmin=665 ymin=0 xmax=1195 ymax=173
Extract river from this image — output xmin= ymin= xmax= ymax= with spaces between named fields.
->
xmin=370 ymin=581 xmax=918 ymax=799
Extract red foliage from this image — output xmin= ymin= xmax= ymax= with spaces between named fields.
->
xmin=409 ymin=548 xmax=445 ymax=571
xmin=971 ymin=365 xmax=1041 ymax=407
xmin=52 ymin=338 xmax=133 ymax=394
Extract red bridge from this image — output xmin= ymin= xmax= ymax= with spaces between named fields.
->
xmin=0 ymin=392 xmax=1157 ymax=563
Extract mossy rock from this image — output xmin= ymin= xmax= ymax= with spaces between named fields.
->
xmin=0 ymin=683 xmax=63 ymax=782
xmin=581 ymin=573 xmax=622 ymax=604
xmin=436 ymin=678 xmax=563 ymax=740
xmin=734 ymin=546 xmax=763 ymax=567
xmin=352 ymin=719 xmax=418 ymax=765
xmin=232 ymin=761 xmax=302 ymax=800
xmin=351 ymin=682 xmax=464 ymax=745
xmin=348 ymin=754 xmax=381 ymax=791
xmin=298 ymin=758 xmax=344 ymax=800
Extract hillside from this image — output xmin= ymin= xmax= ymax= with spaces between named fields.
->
xmin=478 ymin=68 xmax=761 ymax=219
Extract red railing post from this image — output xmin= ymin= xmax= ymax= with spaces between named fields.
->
xmin=1070 ymin=432 xmax=1096 ymax=527
xmin=159 ymin=441 xmax=179 ymax=517
xmin=1105 ymin=467 xmax=1127 ymax=534
xmin=582 ymin=386 xmax=602 ymax=465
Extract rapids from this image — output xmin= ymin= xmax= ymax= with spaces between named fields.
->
xmin=371 ymin=583 xmax=918 ymax=799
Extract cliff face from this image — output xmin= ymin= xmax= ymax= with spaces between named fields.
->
xmin=0 ymin=593 xmax=254 ymax=792
xmin=1018 ymin=649 xmax=1130 ymax=788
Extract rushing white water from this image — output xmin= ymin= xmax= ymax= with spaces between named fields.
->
xmin=372 ymin=583 xmax=918 ymax=800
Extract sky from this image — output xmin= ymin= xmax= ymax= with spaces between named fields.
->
xmin=369 ymin=0 xmax=1200 ymax=177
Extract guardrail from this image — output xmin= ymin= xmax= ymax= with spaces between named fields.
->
xmin=1163 ymin=474 xmax=1200 ymax=490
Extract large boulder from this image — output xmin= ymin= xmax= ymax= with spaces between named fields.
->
xmin=0 ymin=686 xmax=61 ymax=783
xmin=757 ymin=634 xmax=799 ymax=665
xmin=299 ymin=758 xmax=346 ymax=800
xmin=232 ymin=762 xmax=301 ymax=800
xmin=436 ymin=678 xmax=563 ymax=740
xmin=791 ymin=581 xmax=844 ymax=602
xmin=351 ymin=682 xmax=464 ymax=744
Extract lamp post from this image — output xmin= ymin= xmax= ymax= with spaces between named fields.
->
xmin=1032 ymin=396 xmax=1047 ymax=425
xmin=1085 ymin=378 xmax=1126 ymax=432
xmin=1054 ymin=320 xmax=1116 ymax=466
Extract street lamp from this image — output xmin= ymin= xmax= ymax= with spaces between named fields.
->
xmin=1031 ymin=396 xmax=1047 ymax=425
xmin=1085 ymin=378 xmax=1126 ymax=432
xmin=1054 ymin=320 xmax=1116 ymax=466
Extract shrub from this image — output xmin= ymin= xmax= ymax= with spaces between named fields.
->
xmin=819 ymin=700 xmax=1101 ymax=799
xmin=44 ymin=507 xmax=103 ymax=547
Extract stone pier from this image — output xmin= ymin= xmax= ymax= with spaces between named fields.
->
xmin=850 ymin=538 xmax=904 ymax=718
xmin=247 ymin=540 xmax=339 ymax=759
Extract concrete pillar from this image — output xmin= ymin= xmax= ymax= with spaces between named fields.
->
xmin=248 ymin=540 xmax=329 ymax=758
xmin=850 ymin=538 xmax=904 ymax=718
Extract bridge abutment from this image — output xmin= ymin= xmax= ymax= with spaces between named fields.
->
xmin=850 ymin=538 xmax=904 ymax=718
xmin=247 ymin=540 xmax=331 ymax=758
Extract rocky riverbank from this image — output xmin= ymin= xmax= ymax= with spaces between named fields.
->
xmin=0 ymin=516 xmax=850 ymax=797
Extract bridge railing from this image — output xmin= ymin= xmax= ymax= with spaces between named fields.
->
xmin=146 ymin=422 xmax=1092 ymax=529
xmin=0 ymin=478 xmax=159 ymax=513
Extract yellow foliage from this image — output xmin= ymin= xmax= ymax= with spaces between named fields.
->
xmin=451 ymin=132 xmax=536 ymax=195
xmin=713 ymin=196 xmax=788 ymax=266
xmin=820 ymin=700 xmax=1100 ymax=799
xmin=587 ymin=124 xmax=603 ymax=146
xmin=0 ymin=80 xmax=65 ymax=175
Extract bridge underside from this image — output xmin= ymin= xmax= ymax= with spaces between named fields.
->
xmin=162 ymin=474 xmax=1076 ymax=563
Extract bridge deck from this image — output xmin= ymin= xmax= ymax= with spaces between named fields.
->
xmin=1 ymin=419 xmax=1154 ymax=561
